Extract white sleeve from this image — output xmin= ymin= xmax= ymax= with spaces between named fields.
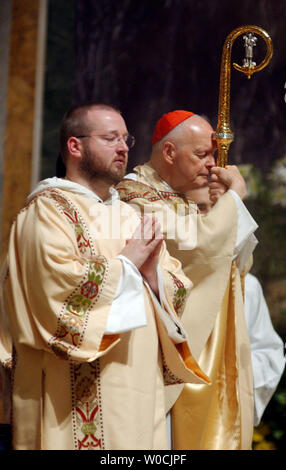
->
xmin=104 ymin=255 xmax=147 ymax=334
xmin=228 ymin=190 xmax=259 ymax=271
xmin=124 ymin=173 xmax=138 ymax=181
xmin=105 ymin=256 xmax=189 ymax=342
xmin=244 ymin=274 xmax=286 ymax=426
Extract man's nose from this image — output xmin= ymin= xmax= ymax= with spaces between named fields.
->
xmin=206 ymin=154 xmax=216 ymax=168
xmin=117 ymin=137 xmax=129 ymax=152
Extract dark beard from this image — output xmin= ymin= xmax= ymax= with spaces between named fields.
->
xmin=79 ymin=148 xmax=126 ymax=185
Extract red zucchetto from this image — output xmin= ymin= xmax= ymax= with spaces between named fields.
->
xmin=151 ymin=110 xmax=195 ymax=145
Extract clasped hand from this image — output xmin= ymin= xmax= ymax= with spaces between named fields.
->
xmin=120 ymin=216 xmax=164 ymax=295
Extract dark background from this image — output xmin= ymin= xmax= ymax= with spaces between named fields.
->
xmin=41 ymin=0 xmax=286 ymax=176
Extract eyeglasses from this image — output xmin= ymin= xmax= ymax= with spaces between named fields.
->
xmin=76 ymin=134 xmax=136 ymax=149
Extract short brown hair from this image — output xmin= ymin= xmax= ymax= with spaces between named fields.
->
xmin=59 ymin=102 xmax=121 ymax=162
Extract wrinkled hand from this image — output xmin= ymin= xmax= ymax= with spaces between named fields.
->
xmin=210 ymin=165 xmax=247 ymax=200
xmin=120 ymin=216 xmax=164 ymax=295
xmin=208 ymin=178 xmax=227 ymax=203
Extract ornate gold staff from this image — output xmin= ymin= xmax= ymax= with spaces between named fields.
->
xmin=214 ymin=25 xmax=273 ymax=168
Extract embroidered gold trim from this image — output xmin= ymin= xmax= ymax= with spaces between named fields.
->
xmin=35 ymin=188 xmax=106 ymax=449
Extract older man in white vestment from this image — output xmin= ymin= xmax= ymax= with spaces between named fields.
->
xmin=0 ymin=103 xmax=210 ymax=450
xmin=116 ymin=110 xmax=259 ymax=450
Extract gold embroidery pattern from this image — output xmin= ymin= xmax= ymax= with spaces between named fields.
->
xmin=168 ymin=271 xmax=187 ymax=316
xmin=117 ymin=181 xmax=187 ymax=205
xmin=71 ymin=361 xmax=104 ymax=449
xmin=116 ymin=184 xmax=161 ymax=203
xmin=162 ymin=356 xmax=184 ymax=386
xmin=35 ymin=188 xmax=106 ymax=450
xmin=50 ymin=259 xmax=106 ymax=358
xmin=38 ymin=189 xmax=108 ymax=358
xmin=48 ymin=189 xmax=92 ymax=255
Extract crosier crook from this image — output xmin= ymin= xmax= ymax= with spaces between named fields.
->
xmin=214 ymin=25 xmax=273 ymax=168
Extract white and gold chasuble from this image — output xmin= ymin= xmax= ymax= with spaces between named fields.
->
xmin=116 ymin=162 xmax=256 ymax=450
xmin=0 ymin=183 xmax=210 ymax=450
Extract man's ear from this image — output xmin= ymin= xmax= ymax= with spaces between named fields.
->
xmin=162 ymin=141 xmax=176 ymax=165
xmin=67 ymin=136 xmax=82 ymax=160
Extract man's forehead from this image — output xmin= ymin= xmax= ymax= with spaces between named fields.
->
xmin=188 ymin=126 xmax=217 ymax=152
xmin=188 ymin=121 xmax=214 ymax=136
xmin=87 ymin=108 xmax=126 ymax=130
xmin=191 ymin=132 xmax=216 ymax=150
xmin=184 ymin=119 xmax=213 ymax=141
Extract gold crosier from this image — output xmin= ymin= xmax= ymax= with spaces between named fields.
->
xmin=214 ymin=25 xmax=273 ymax=168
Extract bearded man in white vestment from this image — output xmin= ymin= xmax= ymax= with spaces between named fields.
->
xmin=0 ymin=103 xmax=210 ymax=450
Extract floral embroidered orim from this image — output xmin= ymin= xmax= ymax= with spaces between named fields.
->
xmin=168 ymin=271 xmax=187 ymax=316
xmin=35 ymin=188 xmax=107 ymax=449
